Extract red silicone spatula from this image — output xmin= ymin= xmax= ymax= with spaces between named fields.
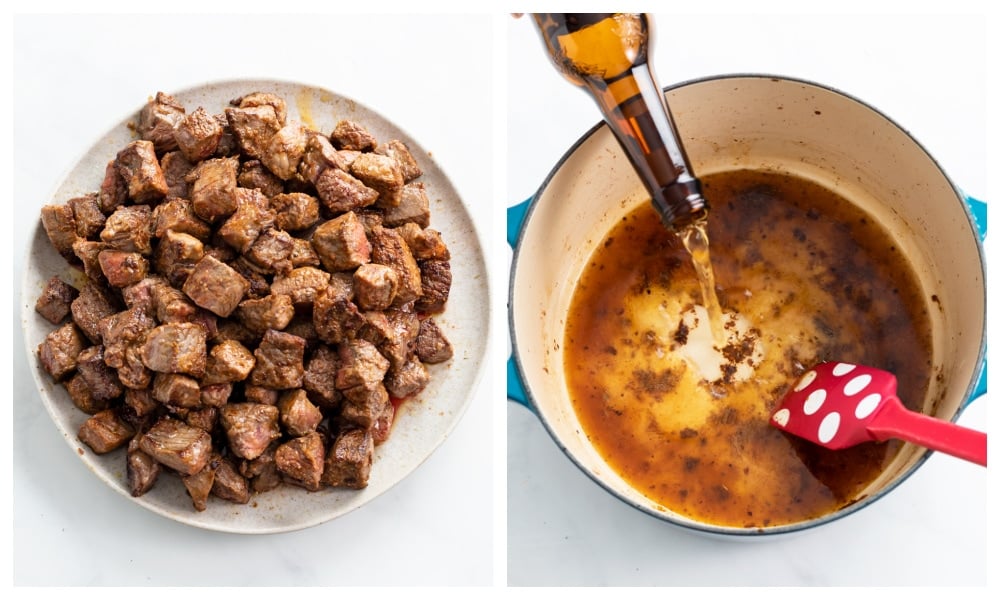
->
xmin=771 ymin=362 xmax=986 ymax=466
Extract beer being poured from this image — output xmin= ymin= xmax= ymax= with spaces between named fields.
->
xmin=530 ymin=13 xmax=725 ymax=343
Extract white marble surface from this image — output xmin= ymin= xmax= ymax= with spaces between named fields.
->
xmin=506 ymin=12 xmax=989 ymax=586
xmin=12 ymin=14 xmax=496 ymax=586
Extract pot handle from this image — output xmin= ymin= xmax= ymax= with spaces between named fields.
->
xmin=508 ymin=198 xmax=535 ymax=410
xmin=965 ymin=195 xmax=987 ymax=405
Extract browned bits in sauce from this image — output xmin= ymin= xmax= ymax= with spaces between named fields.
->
xmin=563 ymin=169 xmax=932 ymax=528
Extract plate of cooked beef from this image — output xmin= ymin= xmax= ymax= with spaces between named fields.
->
xmin=22 ymin=80 xmax=490 ymax=533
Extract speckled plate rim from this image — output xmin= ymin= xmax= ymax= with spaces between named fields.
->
xmin=21 ymin=78 xmax=491 ymax=534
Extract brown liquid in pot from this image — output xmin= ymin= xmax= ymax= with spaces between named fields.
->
xmin=563 ymin=169 xmax=932 ymax=528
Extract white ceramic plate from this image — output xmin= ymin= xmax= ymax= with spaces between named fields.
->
xmin=21 ymin=79 xmax=490 ymax=534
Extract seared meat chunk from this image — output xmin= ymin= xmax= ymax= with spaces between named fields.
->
xmin=250 ymin=330 xmax=306 ymax=389
xmin=313 ymin=284 xmax=365 ymax=345
xmin=371 ymin=399 xmax=395 ymax=444
xmin=138 ymin=91 xmax=185 ymax=153
xmin=40 ymin=203 xmax=80 ymax=262
xmin=128 ymin=437 xmax=162 ymax=497
xmin=182 ymin=255 xmax=249 ymax=318
xmin=312 ymin=211 xmax=371 ymax=272
xmin=341 ymin=382 xmax=390 ymax=429
xmin=353 ymin=263 xmax=399 ymax=311
xmin=261 ymin=121 xmax=307 ymax=180
xmin=335 ymin=339 xmax=390 ymax=390
xmin=396 ymin=222 xmax=450 ymax=261
xmin=174 ymin=106 xmax=223 ymax=162
xmin=289 ymin=237 xmax=321 ymax=267
xmin=382 ymin=182 xmax=430 ymax=228
xmin=278 ymin=389 xmax=322 ymax=437
xmin=187 ymin=156 xmax=240 ymax=223
xmin=244 ymin=385 xmax=279 ymax=405
xmin=379 ymin=307 xmax=420 ymax=369
xmin=99 ymin=159 xmax=128 ymax=214
xmin=276 ymin=431 xmax=325 ymax=491
xmin=71 ymin=282 xmax=119 ymax=344
xmin=220 ymin=402 xmax=281 ymax=460
xmin=98 ymin=250 xmax=149 ymax=288
xmin=270 ymin=192 xmax=319 ymax=231
xmin=72 ymin=240 xmax=107 ymax=282
xmin=298 ymin=132 xmax=342 ymax=184
xmin=236 ymin=294 xmax=295 ymax=335
xmin=217 ymin=187 xmax=274 ymax=253
xmin=234 ymin=91 xmax=287 ymax=125
xmin=238 ymin=159 xmax=284 ymax=196
xmin=271 ymin=266 xmax=330 ymax=308
xmin=153 ymin=230 xmax=204 ymax=287
xmin=203 ymin=339 xmax=256 ymax=384
xmin=350 ymin=153 xmax=404 ymax=208
xmin=78 ymin=409 xmax=135 ymax=455
xmin=181 ymin=456 xmax=216 ymax=511
xmin=370 ymin=226 xmax=421 ymax=305
xmin=116 ymin=140 xmax=168 ymax=203
xmin=185 ymin=406 xmax=218 ymax=432
xmin=315 ymin=168 xmax=379 ymax=213
xmin=302 ymin=346 xmax=341 ymax=409
xmin=227 ymin=256 xmax=271 ymax=300
xmin=152 ymin=372 xmax=202 ymax=408
xmin=160 ymin=151 xmax=194 ymax=199
xmin=146 ymin=275 xmax=198 ymax=323
xmin=64 ymin=373 xmax=107 ymax=415
xmin=76 ymin=345 xmax=124 ymax=402
xmin=416 ymin=259 xmax=451 ymax=314
xmin=101 ymin=204 xmax=153 ymax=255
xmin=322 ymin=428 xmax=373 ymax=489
xmin=125 ymin=387 xmax=159 ymax=417
xmin=415 ymin=317 xmax=453 ymax=363
xmin=330 ymin=120 xmax=376 ymax=151
xmin=242 ymin=445 xmax=282 ymax=493
xmin=385 ymin=358 xmax=429 ymax=398
xmin=35 ymin=277 xmax=78 ymax=325
xmin=200 ymin=382 xmax=233 ymax=408
xmin=152 ymin=197 xmax=211 ymax=240
xmin=246 ymin=228 xmax=295 ymax=274
xmin=139 ymin=417 xmax=213 ymax=475
xmin=211 ymin=457 xmax=251 ymax=504
xmin=68 ymin=193 xmax=107 ymax=239
xmin=140 ymin=322 xmax=207 ymax=377
xmin=225 ymin=104 xmax=281 ymax=160
xmin=376 ymin=139 xmax=422 ymax=182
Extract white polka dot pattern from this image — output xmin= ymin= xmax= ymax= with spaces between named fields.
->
xmin=818 ymin=412 xmax=841 ymax=443
xmin=843 ymin=373 xmax=872 ymax=396
xmin=772 ymin=408 xmax=790 ymax=427
xmin=832 ymin=363 xmax=856 ymax=376
xmin=794 ymin=370 xmax=817 ymax=392
xmin=855 ymin=393 xmax=882 ymax=419
xmin=803 ymin=389 xmax=826 ymax=415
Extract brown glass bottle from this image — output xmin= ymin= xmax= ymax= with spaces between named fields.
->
xmin=531 ymin=13 xmax=707 ymax=230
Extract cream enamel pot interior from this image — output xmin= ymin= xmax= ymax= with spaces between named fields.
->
xmin=507 ymin=74 xmax=986 ymax=537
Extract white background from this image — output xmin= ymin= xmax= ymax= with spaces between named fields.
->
xmin=507 ymin=11 xmax=990 ymax=586
xmin=12 ymin=13 xmax=496 ymax=586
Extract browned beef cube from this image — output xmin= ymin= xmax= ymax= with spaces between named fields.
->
xmin=35 ymin=277 xmax=78 ymax=325
xmin=302 ymin=346 xmax=341 ymax=409
xmin=341 ymin=382 xmax=390 ymax=429
xmin=270 ymin=266 xmax=330 ymax=308
xmin=217 ymin=187 xmax=275 ymax=253
xmin=182 ymin=255 xmax=249 ymax=318
xmin=152 ymin=372 xmax=202 ymax=408
xmin=174 ymin=106 xmax=222 ymax=162
xmin=187 ymin=156 xmax=240 ymax=223
xmin=379 ymin=308 xmax=420 ymax=369
xmin=276 ymin=431 xmax=325 ymax=491
xmin=358 ymin=310 xmax=392 ymax=346
xmin=350 ymin=153 xmax=404 ymax=208
xmin=40 ymin=203 xmax=80 ymax=262
xmin=246 ymin=228 xmax=294 ymax=274
xmin=160 ymin=151 xmax=194 ymax=199
xmin=383 ymin=184 xmax=429 ymax=229
xmin=234 ymin=91 xmax=287 ymax=125
xmin=152 ymin=197 xmax=211 ymax=240
xmin=250 ymin=330 xmax=306 ymax=389
xmin=315 ymin=168 xmax=379 ymax=213
xmin=100 ymin=204 xmax=153 ymax=254
xmin=298 ymin=132 xmax=342 ymax=184
xmin=116 ymin=140 xmax=168 ymax=203
xmin=213 ymin=319 xmax=256 ymax=347
xmin=203 ymin=339 xmax=256 ymax=385
xmin=289 ymin=237 xmax=321 ymax=267
xmin=415 ymin=318 xmax=453 ymax=363
xmin=218 ymin=258 xmax=263 ymax=303
xmin=78 ymin=409 xmax=135 ymax=454
xmin=185 ymin=406 xmax=218 ymax=432
xmin=322 ymin=428 xmax=373 ymax=489
xmin=220 ymin=402 xmax=281 ymax=460
xmin=71 ymin=240 xmax=106 ymax=282
xmin=353 ymin=263 xmax=400 ymax=311
xmin=370 ymin=226 xmax=421 ymax=305
xmin=212 ymin=113 xmax=238 ymax=157
xmin=270 ymin=192 xmax=319 ymax=231
xmin=181 ymin=457 xmax=216 ymax=510
xmin=138 ymin=91 xmax=185 ymax=153
xmin=396 ymin=223 xmax=450 ymax=261
xmin=99 ymin=159 xmax=128 ymax=214
xmin=127 ymin=437 xmax=162 ymax=497
xmin=153 ymin=230 xmax=204 ymax=288
xmin=225 ymin=104 xmax=281 ymax=160
xmin=139 ymin=417 xmax=213 ymax=475
xmin=244 ymin=385 xmax=279 ymax=405
xmin=125 ymin=387 xmax=159 ymax=417
xmin=416 ymin=259 xmax=451 ymax=314
xmin=385 ymin=358 xmax=430 ymax=398
xmin=243 ymin=446 xmax=282 ymax=493
xmin=330 ymin=120 xmax=377 ymax=151
xmin=98 ymin=250 xmax=149 ymax=288
xmin=335 ymin=339 xmax=389 ymax=390
xmin=140 ymin=322 xmax=207 ymax=377
xmin=376 ymin=139 xmax=422 ymax=182
xmin=313 ymin=211 xmax=371 ymax=272
xmin=238 ymin=159 xmax=283 ymax=196
xmin=211 ymin=457 xmax=251 ymax=504
xmin=64 ymin=373 xmax=107 ymax=415
xmin=200 ymin=383 xmax=233 ymax=408
xmin=118 ymin=346 xmax=153 ymax=390
xmin=147 ymin=276 xmax=198 ymax=322
xmin=68 ymin=193 xmax=106 ymax=239
xmin=236 ymin=294 xmax=295 ymax=335
xmin=261 ymin=121 xmax=307 ymax=180
xmin=371 ymin=399 xmax=395 ymax=444
xmin=313 ymin=285 xmax=364 ymax=344
xmin=71 ymin=282 xmax=119 ymax=344
xmin=77 ymin=345 xmax=124 ymax=402
xmin=277 ymin=389 xmax=322 ymax=437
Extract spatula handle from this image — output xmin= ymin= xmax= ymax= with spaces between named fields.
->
xmin=868 ymin=396 xmax=987 ymax=466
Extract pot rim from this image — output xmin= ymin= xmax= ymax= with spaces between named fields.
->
xmin=507 ymin=72 xmax=986 ymax=537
